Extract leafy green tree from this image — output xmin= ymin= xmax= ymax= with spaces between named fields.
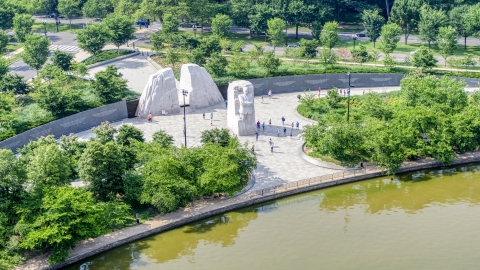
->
xmin=0 ymin=57 xmax=8 ymax=77
xmin=92 ymin=65 xmax=127 ymax=104
xmin=59 ymin=134 xmax=87 ymax=179
xmin=187 ymin=48 xmax=206 ymax=66
xmin=298 ymin=38 xmax=317 ymax=59
xmin=0 ymin=7 xmax=15 ymax=30
xmin=51 ymin=50 xmax=73 ymax=72
xmin=0 ymin=74 xmax=30 ymax=95
xmin=437 ymin=26 xmax=458 ymax=67
xmin=267 ymin=18 xmax=286 ymax=54
xmin=460 ymin=54 xmax=476 ymax=71
xmin=39 ymin=64 xmax=68 ymax=82
xmin=27 ymin=143 xmax=71 ymax=188
xmin=449 ymin=5 xmax=474 ymax=50
xmin=70 ymin=61 xmax=89 ymax=77
xmin=57 ymin=0 xmax=82 ymax=30
xmin=362 ymin=9 xmax=385 ymax=48
xmin=0 ymin=30 xmax=8 ymax=54
xmin=318 ymin=48 xmax=337 ymax=65
xmin=200 ymin=128 xmax=232 ymax=147
xmin=389 ymin=0 xmax=423 ymax=45
xmin=34 ymin=83 xmax=68 ymax=116
xmin=284 ymin=47 xmax=302 ymax=65
xmin=116 ymin=124 xmax=144 ymax=146
xmin=114 ymin=0 xmax=139 ymax=16
xmin=12 ymin=14 xmax=34 ymax=42
xmin=228 ymin=53 xmax=250 ymax=77
xmin=320 ymin=21 xmax=340 ymax=49
xmin=165 ymin=48 xmax=181 ymax=69
xmin=230 ymin=40 xmax=244 ymax=53
xmin=379 ymin=23 xmax=402 ymax=54
xmin=418 ymin=5 xmax=447 ymax=49
xmin=258 ymin=51 xmax=281 ymax=75
xmin=248 ymin=3 xmax=271 ymax=40
xmin=78 ymin=141 xmax=126 ymax=201
xmin=412 ymin=46 xmax=438 ymax=70
xmin=92 ymin=121 xmax=117 ymax=143
xmin=206 ymin=52 xmax=228 ymax=77
xmin=76 ymin=23 xmax=109 ymax=63
xmin=211 ymin=14 xmax=232 ymax=37
xmin=351 ymin=45 xmax=370 ymax=65
xmin=162 ymin=13 xmax=179 ymax=35
xmin=287 ymin=0 xmax=309 ymax=40
xmin=82 ymin=0 xmax=114 ymax=19
xmin=198 ymin=35 xmax=222 ymax=57
xmin=20 ymin=186 xmax=132 ymax=263
xmin=152 ymin=130 xmax=174 ymax=148
xmin=311 ymin=21 xmax=323 ymax=40
xmin=382 ymin=54 xmax=396 ymax=68
xmin=103 ymin=14 xmax=135 ymax=54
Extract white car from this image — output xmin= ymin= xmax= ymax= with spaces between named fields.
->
xmin=287 ymin=44 xmax=299 ymax=48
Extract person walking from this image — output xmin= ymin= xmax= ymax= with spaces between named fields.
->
xmin=268 ymin=89 xmax=272 ymax=98
xmin=251 ymin=143 xmax=255 ymax=152
xmin=269 ymin=138 xmax=272 ymax=146
xmin=296 ymin=121 xmax=300 ymax=130
xmin=225 ymin=100 xmax=228 ymax=108
xmin=283 ymin=127 xmax=287 ymax=136
xmin=270 ymin=142 xmax=274 ymax=153
xmin=210 ymin=119 xmax=212 ymax=126
xmin=203 ymin=112 xmax=205 ymax=119
xmin=210 ymin=112 xmax=213 ymax=120
xmin=318 ymin=87 xmax=321 ymax=97
xmin=269 ymin=119 xmax=272 ymax=127
xmin=281 ymin=116 xmax=285 ymax=126
xmin=257 ymin=120 xmax=261 ymax=129
xmin=289 ymin=129 xmax=293 ymax=139
xmin=255 ymin=131 xmax=259 ymax=141
xmin=262 ymin=122 xmax=265 ymax=131
xmin=291 ymin=122 xmax=294 ymax=129
xmin=277 ymin=127 xmax=280 ymax=137
xmin=147 ymin=113 xmax=152 ymax=122
xmin=262 ymin=96 xmax=264 ymax=103
xmin=138 ymin=113 xmax=141 ymax=121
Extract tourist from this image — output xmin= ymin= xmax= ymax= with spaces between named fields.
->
xmin=147 ymin=113 xmax=152 ymax=122
xmin=269 ymin=119 xmax=272 ymax=126
xmin=290 ymin=129 xmax=293 ymax=139
xmin=296 ymin=121 xmax=300 ymax=130
xmin=210 ymin=119 xmax=212 ymax=126
xmin=255 ymin=131 xmax=259 ymax=141
xmin=291 ymin=122 xmax=294 ymax=129
xmin=225 ymin=100 xmax=228 ymax=108
xmin=251 ymin=143 xmax=255 ymax=152
xmin=277 ymin=127 xmax=280 ymax=137
xmin=283 ymin=127 xmax=287 ymax=136
xmin=203 ymin=112 xmax=205 ymax=119
xmin=270 ymin=142 xmax=274 ymax=153
xmin=262 ymin=96 xmax=264 ymax=103
xmin=318 ymin=87 xmax=321 ymax=97
xmin=268 ymin=89 xmax=272 ymax=98
xmin=257 ymin=120 xmax=261 ymax=129
xmin=269 ymin=138 xmax=272 ymax=146
xmin=281 ymin=116 xmax=285 ymax=126
xmin=363 ymin=89 xmax=365 ymax=95
xmin=138 ymin=113 xmax=141 ymax=121
xmin=262 ymin=122 xmax=265 ymax=131
xmin=210 ymin=112 xmax=213 ymax=120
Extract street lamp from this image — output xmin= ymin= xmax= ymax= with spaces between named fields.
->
xmin=353 ymin=35 xmax=357 ymax=50
xmin=42 ymin=20 xmax=47 ymax=37
xmin=347 ymin=72 xmax=354 ymax=122
xmin=193 ymin=25 xmax=197 ymax=38
xmin=180 ymin=89 xmax=189 ymax=147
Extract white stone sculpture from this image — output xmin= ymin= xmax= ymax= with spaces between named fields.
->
xmin=227 ymin=80 xmax=256 ymax=136
xmin=179 ymin=64 xmax=224 ymax=109
xmin=137 ymin=68 xmax=180 ymax=116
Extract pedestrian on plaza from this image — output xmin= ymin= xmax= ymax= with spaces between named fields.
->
xmin=277 ymin=127 xmax=280 ymax=137
xmin=318 ymin=87 xmax=321 ymax=97
xmin=363 ymin=89 xmax=365 ymax=95
xmin=257 ymin=120 xmax=261 ymax=129
xmin=262 ymin=96 xmax=264 ymax=103
xmin=269 ymin=138 xmax=272 ymax=146
xmin=203 ymin=112 xmax=205 ymax=119
xmin=296 ymin=121 xmax=300 ymax=130
xmin=268 ymin=89 xmax=272 ymax=98
xmin=210 ymin=112 xmax=213 ymax=120
xmin=136 ymin=213 xmax=140 ymax=224
xmin=291 ymin=122 xmax=294 ymax=129
xmin=138 ymin=113 xmax=141 ymax=121
xmin=251 ymin=143 xmax=255 ymax=152
xmin=225 ymin=100 xmax=228 ymax=108
xmin=269 ymin=119 xmax=272 ymax=126
xmin=255 ymin=131 xmax=259 ymax=141
xmin=147 ymin=113 xmax=152 ymax=122
xmin=283 ymin=127 xmax=287 ymax=136
xmin=281 ymin=116 xmax=285 ymax=126
xmin=289 ymin=129 xmax=293 ymax=139
xmin=262 ymin=122 xmax=265 ymax=131
xmin=210 ymin=119 xmax=212 ymax=126
xmin=270 ymin=142 xmax=274 ymax=153
xmin=338 ymin=88 xmax=341 ymax=95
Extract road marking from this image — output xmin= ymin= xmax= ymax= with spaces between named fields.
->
xmin=49 ymin=45 xmax=83 ymax=53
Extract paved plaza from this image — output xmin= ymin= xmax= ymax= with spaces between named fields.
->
xmin=74 ymin=86 xmax=402 ymax=191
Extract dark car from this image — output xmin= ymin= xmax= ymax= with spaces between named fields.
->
xmin=135 ymin=20 xmax=147 ymax=26
xmin=48 ymin=13 xmax=64 ymax=18
xmin=356 ymin=31 xmax=366 ymax=37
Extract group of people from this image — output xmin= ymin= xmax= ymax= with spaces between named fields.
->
xmin=203 ymin=112 xmax=214 ymax=125
xmin=138 ymin=112 xmax=153 ymax=122
xmin=251 ymin=116 xmax=301 ymax=154
xmin=338 ymin=88 xmax=350 ymax=97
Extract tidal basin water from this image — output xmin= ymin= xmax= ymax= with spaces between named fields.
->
xmin=66 ymin=164 xmax=480 ymax=270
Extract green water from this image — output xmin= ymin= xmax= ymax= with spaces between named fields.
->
xmin=66 ymin=164 xmax=480 ymax=270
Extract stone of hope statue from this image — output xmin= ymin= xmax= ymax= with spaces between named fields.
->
xmin=227 ymin=80 xmax=256 ymax=136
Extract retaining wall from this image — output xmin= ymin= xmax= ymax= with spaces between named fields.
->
xmin=0 ymin=101 xmax=128 ymax=152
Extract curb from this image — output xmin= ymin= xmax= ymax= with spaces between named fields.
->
xmin=85 ymin=50 xmax=139 ymax=69
xmin=298 ymin=142 xmax=346 ymax=170
xmin=146 ymin=54 xmax=162 ymax=70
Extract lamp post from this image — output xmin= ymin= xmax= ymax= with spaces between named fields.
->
xmin=193 ymin=25 xmax=197 ymax=38
xmin=42 ymin=20 xmax=47 ymax=37
xmin=353 ymin=35 xmax=357 ymax=50
xmin=180 ymin=89 xmax=189 ymax=147
xmin=347 ymin=72 xmax=353 ymax=122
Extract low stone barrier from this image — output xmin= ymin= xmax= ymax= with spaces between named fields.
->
xmin=85 ymin=50 xmax=139 ymax=69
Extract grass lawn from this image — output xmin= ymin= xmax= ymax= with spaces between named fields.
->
xmin=82 ymin=49 xmax=135 ymax=65
xmin=32 ymin=22 xmax=82 ymax=33
xmin=6 ymin=43 xmax=22 ymax=51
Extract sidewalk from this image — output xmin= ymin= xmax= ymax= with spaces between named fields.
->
xmin=73 ymin=44 xmax=155 ymax=62
xmin=2 ymin=47 xmax=24 ymax=63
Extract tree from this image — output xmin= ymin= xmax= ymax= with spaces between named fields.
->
xmin=12 ymin=14 xmax=34 ymax=42
xmin=298 ymin=38 xmax=317 ymax=59
xmin=248 ymin=3 xmax=271 ymax=40
xmin=205 ymin=52 xmax=228 ymax=77
xmin=0 ymin=57 xmax=8 ymax=77
xmin=116 ymin=124 xmax=144 ymax=146
xmin=460 ymin=54 xmax=476 ymax=71
xmin=78 ymin=141 xmax=126 ymax=201
xmin=320 ymin=21 xmax=340 ymax=50
xmin=0 ymin=7 xmax=15 ymax=30
xmin=311 ymin=21 xmax=323 ymax=39
xmin=287 ymin=0 xmax=308 ymax=40
xmin=464 ymin=4 xmax=480 ymax=48
xmin=165 ymin=48 xmax=181 ymax=69
xmin=284 ymin=47 xmax=302 ymax=65
xmin=449 ymin=5 xmax=474 ymax=50
xmin=82 ymin=0 xmax=114 ymax=19
xmin=198 ymin=35 xmax=222 ymax=57
xmin=267 ymin=18 xmax=286 ymax=54
xmin=211 ymin=14 xmax=232 ymax=38
xmin=187 ymin=48 xmax=206 ymax=66
xmin=57 ymin=0 xmax=81 ymax=30
xmin=382 ymin=54 xmax=396 ymax=68
xmin=412 ymin=46 xmax=438 ymax=70
xmin=318 ymin=48 xmax=338 ymax=65
xmin=152 ymin=130 xmax=174 ymax=148
xmin=161 ymin=13 xmax=179 ymax=36
xmin=70 ymin=61 xmax=88 ymax=77
xmin=379 ymin=23 xmax=402 ymax=54
xmin=201 ymin=128 xmax=232 ymax=147
xmin=22 ymin=34 xmax=51 ymax=75
xmin=390 ymin=0 xmax=423 ymax=44
xmin=92 ymin=65 xmax=127 ymax=104
xmin=228 ymin=53 xmax=249 ymax=77
xmin=437 ymin=26 xmax=458 ymax=67
xmin=362 ymin=9 xmax=385 ymax=48
xmin=0 ymin=30 xmax=8 ymax=54
xmin=27 ymin=143 xmax=71 ymax=188
xmin=259 ymin=51 xmax=281 ymax=75
xmin=0 ymin=74 xmax=30 ymax=95
xmin=351 ymin=45 xmax=370 ymax=65
xmin=34 ymin=83 xmax=68 ymax=116
xmin=51 ymin=50 xmax=73 ymax=72
xmin=103 ymin=14 xmax=135 ymax=54
xmin=418 ymin=5 xmax=447 ymax=49
xmin=92 ymin=121 xmax=117 ymax=143
xmin=76 ymin=23 xmax=109 ymax=63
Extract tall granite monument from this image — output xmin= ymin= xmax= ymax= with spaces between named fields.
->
xmin=179 ymin=64 xmax=224 ymax=109
xmin=227 ymin=80 xmax=256 ymax=136
xmin=137 ymin=68 xmax=180 ymax=116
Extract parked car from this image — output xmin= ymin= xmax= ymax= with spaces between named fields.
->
xmin=135 ymin=20 xmax=148 ymax=26
xmin=355 ymin=31 xmax=366 ymax=37
xmin=48 ymin=13 xmax=64 ymax=18
xmin=287 ymin=44 xmax=299 ymax=48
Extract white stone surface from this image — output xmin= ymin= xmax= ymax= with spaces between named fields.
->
xmin=137 ymin=68 xmax=180 ymax=116
xmin=227 ymin=80 xmax=256 ymax=136
xmin=179 ymin=64 xmax=224 ymax=109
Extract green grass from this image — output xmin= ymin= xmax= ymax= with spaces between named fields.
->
xmin=82 ymin=49 xmax=135 ymax=65
xmin=32 ymin=21 xmax=82 ymax=33
xmin=6 ymin=43 xmax=22 ymax=51
xmin=5 ymin=52 xmax=23 ymax=65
